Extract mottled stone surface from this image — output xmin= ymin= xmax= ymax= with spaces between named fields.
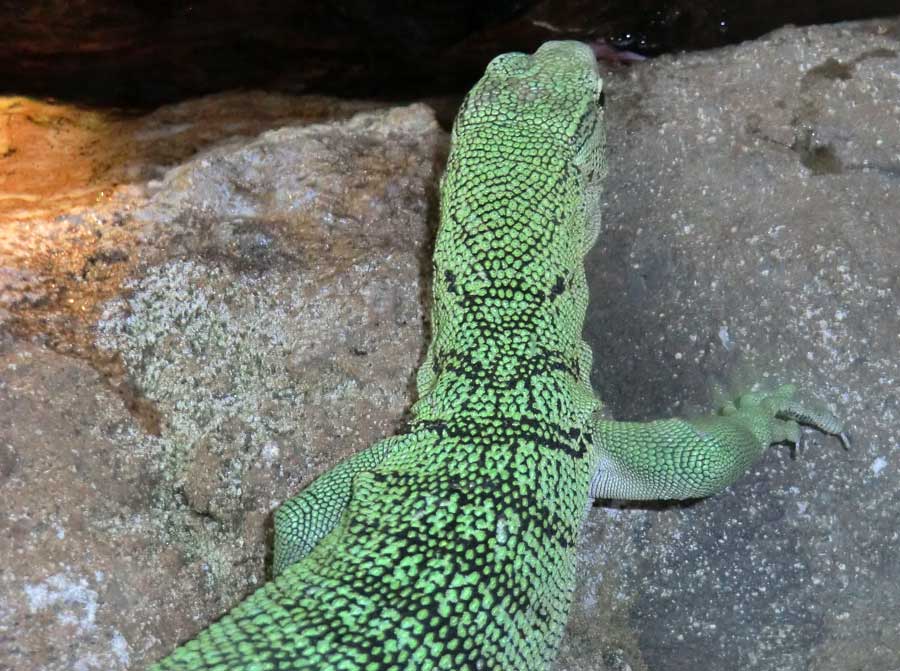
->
xmin=0 ymin=97 xmax=445 ymax=670
xmin=0 ymin=93 xmax=382 ymax=360
xmin=556 ymin=18 xmax=900 ymax=671
xmin=1 ymin=17 xmax=898 ymax=671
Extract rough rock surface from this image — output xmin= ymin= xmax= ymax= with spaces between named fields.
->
xmin=557 ymin=18 xmax=899 ymax=671
xmin=0 ymin=98 xmax=445 ymax=670
xmin=1 ymin=17 xmax=898 ymax=671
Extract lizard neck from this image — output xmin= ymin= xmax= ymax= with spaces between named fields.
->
xmin=413 ymin=133 xmax=600 ymax=427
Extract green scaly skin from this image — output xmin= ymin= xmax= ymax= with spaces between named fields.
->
xmin=150 ymin=41 xmax=845 ymax=671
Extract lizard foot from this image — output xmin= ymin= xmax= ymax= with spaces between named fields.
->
xmin=721 ymin=383 xmax=850 ymax=450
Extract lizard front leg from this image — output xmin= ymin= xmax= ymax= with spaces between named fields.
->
xmin=272 ymin=435 xmax=399 ymax=575
xmin=588 ymin=384 xmax=847 ymax=501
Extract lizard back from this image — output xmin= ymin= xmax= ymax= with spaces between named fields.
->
xmin=152 ymin=40 xmax=608 ymax=671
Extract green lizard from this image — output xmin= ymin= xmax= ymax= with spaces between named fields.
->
xmin=151 ymin=41 xmax=846 ymax=671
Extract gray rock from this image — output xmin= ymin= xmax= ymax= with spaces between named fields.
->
xmin=556 ymin=19 xmax=899 ymax=671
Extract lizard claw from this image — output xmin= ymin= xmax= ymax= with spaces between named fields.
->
xmin=733 ymin=383 xmax=847 ymax=450
xmin=837 ymin=431 xmax=852 ymax=451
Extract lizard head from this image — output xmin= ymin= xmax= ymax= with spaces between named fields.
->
xmin=451 ymin=41 xmax=607 ymax=254
xmin=436 ymin=41 xmax=608 ymax=330
xmin=454 ymin=41 xmax=605 ymax=166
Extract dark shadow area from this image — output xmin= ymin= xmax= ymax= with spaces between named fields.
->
xmin=1 ymin=1 xmax=897 ymax=109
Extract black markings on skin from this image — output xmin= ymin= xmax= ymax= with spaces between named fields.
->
xmin=548 ymin=274 xmax=566 ymax=299
xmin=444 ymin=269 xmax=458 ymax=294
xmin=435 ymin=346 xmax=577 ymax=386
xmin=414 ymin=416 xmax=587 ymax=459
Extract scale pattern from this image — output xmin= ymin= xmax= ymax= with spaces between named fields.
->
xmin=151 ymin=41 xmax=844 ymax=671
